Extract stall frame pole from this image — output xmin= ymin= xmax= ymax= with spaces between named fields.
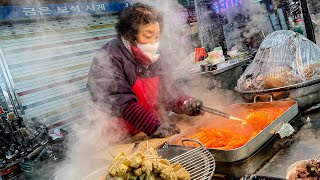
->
xmin=300 ymin=0 xmax=316 ymax=43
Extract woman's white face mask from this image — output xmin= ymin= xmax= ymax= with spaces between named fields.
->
xmin=137 ymin=42 xmax=160 ymax=63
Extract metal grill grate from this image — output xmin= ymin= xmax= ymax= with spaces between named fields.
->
xmin=169 ymin=139 xmax=215 ymax=180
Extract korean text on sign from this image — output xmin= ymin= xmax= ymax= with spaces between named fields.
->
xmin=23 ymin=7 xmax=52 ymax=16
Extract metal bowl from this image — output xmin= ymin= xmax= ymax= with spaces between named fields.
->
xmin=236 ymin=79 xmax=320 ymax=111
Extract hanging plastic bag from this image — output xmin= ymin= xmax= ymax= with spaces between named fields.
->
xmin=236 ymin=30 xmax=320 ymax=92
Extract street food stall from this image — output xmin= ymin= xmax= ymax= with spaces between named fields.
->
xmin=78 ymin=98 xmax=320 ymax=180
xmin=82 ymin=28 xmax=320 ymax=180
xmin=1 ymin=0 xmax=320 ymax=180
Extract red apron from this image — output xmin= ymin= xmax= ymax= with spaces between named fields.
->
xmin=120 ymin=76 xmax=160 ymax=135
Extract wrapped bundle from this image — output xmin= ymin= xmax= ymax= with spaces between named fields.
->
xmin=236 ymin=30 xmax=320 ymax=92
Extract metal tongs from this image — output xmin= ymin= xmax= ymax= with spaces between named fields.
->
xmin=201 ymin=106 xmax=247 ymax=124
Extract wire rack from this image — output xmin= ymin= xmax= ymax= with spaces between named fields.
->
xmin=168 ymin=139 xmax=215 ymax=180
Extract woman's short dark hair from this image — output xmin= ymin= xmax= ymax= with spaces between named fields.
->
xmin=115 ymin=3 xmax=163 ymax=43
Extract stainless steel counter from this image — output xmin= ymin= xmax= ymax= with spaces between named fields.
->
xmin=256 ymin=112 xmax=320 ymax=178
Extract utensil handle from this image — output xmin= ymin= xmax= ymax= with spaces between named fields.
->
xmin=254 ymin=94 xmax=273 ymax=103
xmin=201 ymin=106 xmax=230 ymax=118
xmin=181 ymin=138 xmax=205 ymax=147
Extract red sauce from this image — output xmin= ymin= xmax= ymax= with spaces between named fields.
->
xmin=173 ymin=106 xmax=290 ymax=150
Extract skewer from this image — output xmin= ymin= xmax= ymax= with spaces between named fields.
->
xmin=261 ymin=30 xmax=266 ymax=39
xmin=140 ymin=142 xmax=147 ymax=150
xmin=131 ymin=142 xmax=140 ymax=153
xmin=108 ymin=150 xmax=115 ymax=158
xmin=313 ymin=154 xmax=320 ymax=166
xmin=81 ymin=164 xmax=110 ymax=180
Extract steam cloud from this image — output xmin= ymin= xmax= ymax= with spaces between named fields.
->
xmin=196 ymin=0 xmax=273 ymax=51
xmin=224 ymin=0 xmax=273 ymax=51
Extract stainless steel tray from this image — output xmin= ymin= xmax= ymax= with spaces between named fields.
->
xmin=166 ymin=100 xmax=299 ymax=162
xmin=239 ymin=82 xmax=320 ymax=111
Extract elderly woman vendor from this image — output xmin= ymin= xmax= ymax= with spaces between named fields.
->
xmin=87 ymin=3 xmax=203 ymax=138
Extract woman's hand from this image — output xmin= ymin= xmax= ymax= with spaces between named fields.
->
xmin=183 ymin=98 xmax=204 ymax=116
xmin=151 ymin=122 xmax=181 ymax=138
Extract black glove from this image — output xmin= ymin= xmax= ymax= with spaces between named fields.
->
xmin=183 ymin=98 xmax=204 ymax=116
xmin=151 ymin=122 xmax=181 ymax=138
